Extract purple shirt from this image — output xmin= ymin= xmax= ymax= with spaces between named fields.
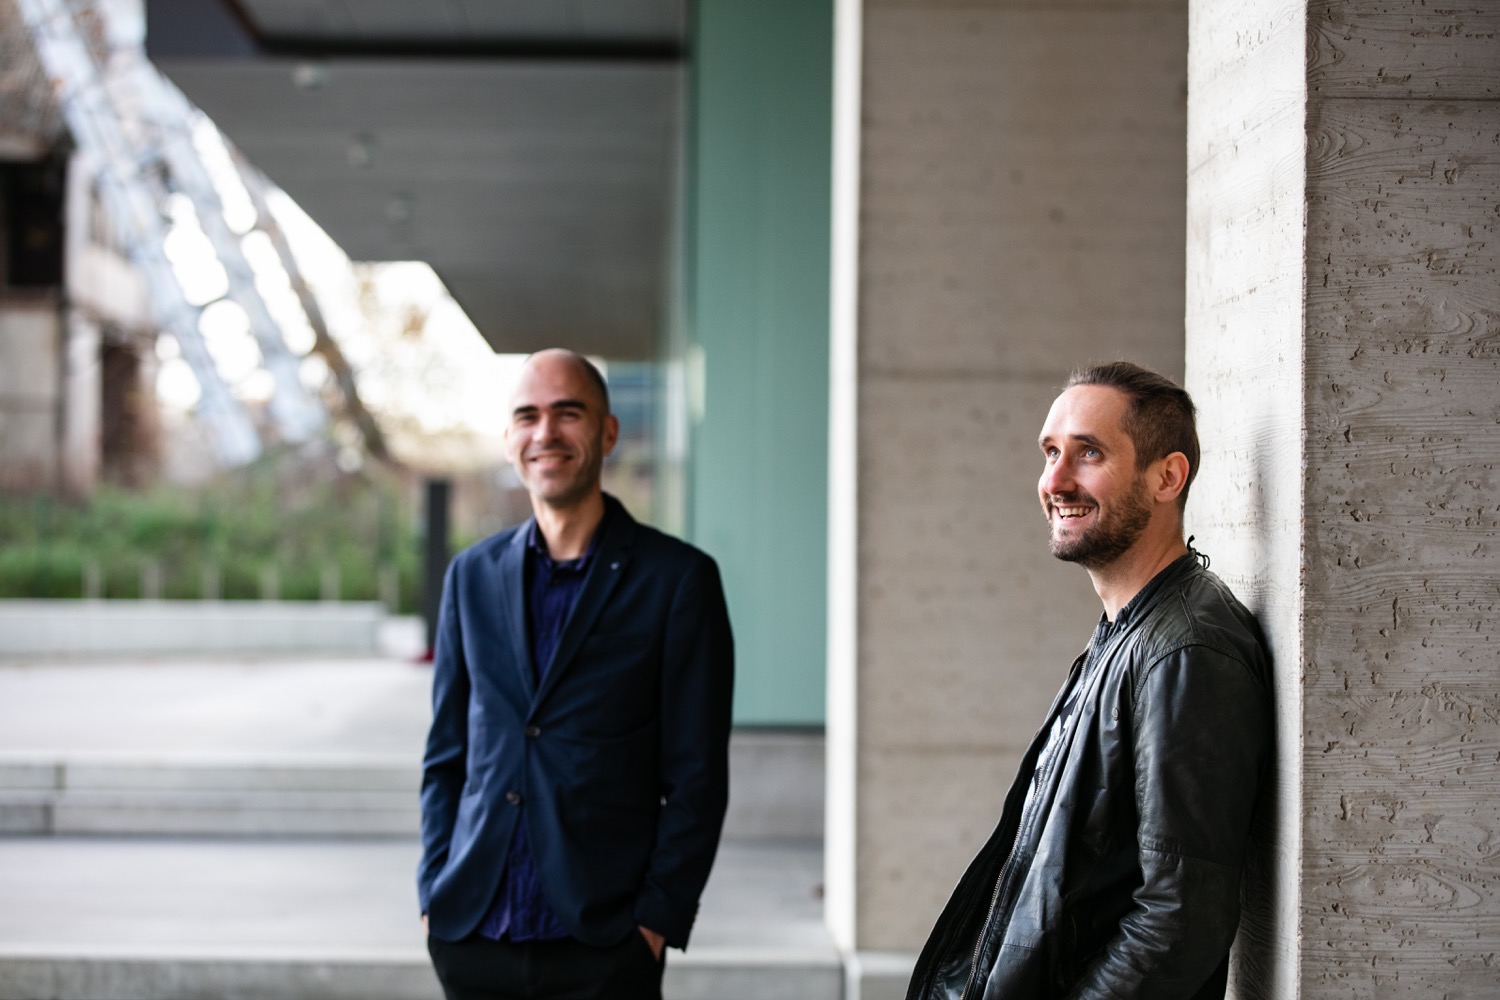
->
xmin=476 ymin=516 xmax=602 ymax=942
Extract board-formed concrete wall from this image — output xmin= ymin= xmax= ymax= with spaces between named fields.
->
xmin=842 ymin=0 xmax=1190 ymax=952
xmin=1188 ymin=0 xmax=1500 ymax=995
xmin=1301 ymin=3 xmax=1500 ymax=993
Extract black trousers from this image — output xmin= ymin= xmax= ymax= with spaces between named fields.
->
xmin=427 ymin=933 xmax=665 ymax=1000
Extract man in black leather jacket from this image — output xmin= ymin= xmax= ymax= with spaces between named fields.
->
xmin=907 ymin=362 xmax=1273 ymax=1000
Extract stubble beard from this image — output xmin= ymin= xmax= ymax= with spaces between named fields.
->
xmin=1047 ymin=474 xmax=1153 ymax=570
xmin=521 ymin=444 xmax=604 ymax=511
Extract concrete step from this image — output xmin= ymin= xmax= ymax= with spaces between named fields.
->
xmin=0 ymin=755 xmax=417 ymax=837
xmin=0 ymin=601 xmax=423 ymax=659
xmin=0 ymin=838 xmax=840 ymax=1000
xmin=0 ymin=659 xmax=824 ymax=840
xmin=0 ymin=732 xmax=822 ymax=839
xmin=0 ymin=947 xmax=842 ymax=1000
xmin=0 ymin=949 xmax=443 ymax=1000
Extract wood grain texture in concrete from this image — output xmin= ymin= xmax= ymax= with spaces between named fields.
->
xmin=1301 ymin=91 xmax=1500 ymax=1000
xmin=1308 ymin=2 xmax=1500 ymax=100
xmin=1191 ymin=0 xmax=1500 ymax=995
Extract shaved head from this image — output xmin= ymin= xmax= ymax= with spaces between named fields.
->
xmin=521 ymin=349 xmax=610 ymax=416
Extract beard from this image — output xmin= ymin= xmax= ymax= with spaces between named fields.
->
xmin=1047 ymin=474 xmax=1153 ymax=569
xmin=516 ymin=435 xmax=606 ymax=510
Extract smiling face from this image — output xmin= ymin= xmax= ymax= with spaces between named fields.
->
xmin=504 ymin=351 xmax=618 ymax=512
xmin=1037 ymin=384 xmax=1154 ymax=569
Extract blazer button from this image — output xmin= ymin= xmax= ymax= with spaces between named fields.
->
xmin=524 ymin=725 xmax=541 ymax=738
xmin=505 ymin=790 xmax=522 ymax=806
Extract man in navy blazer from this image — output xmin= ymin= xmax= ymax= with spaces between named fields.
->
xmin=419 ymin=349 xmax=734 ymax=1000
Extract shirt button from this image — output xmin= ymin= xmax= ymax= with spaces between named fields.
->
xmin=505 ymin=790 xmax=522 ymax=805
xmin=524 ymin=725 xmax=541 ymax=738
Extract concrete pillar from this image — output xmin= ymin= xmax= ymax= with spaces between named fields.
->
xmin=829 ymin=0 xmax=1191 ymax=991
xmin=58 ymin=309 xmax=101 ymax=498
xmin=59 ymin=151 xmax=105 ymax=498
xmin=1187 ymin=0 xmax=1500 ymax=995
xmin=0 ymin=298 xmax=62 ymax=493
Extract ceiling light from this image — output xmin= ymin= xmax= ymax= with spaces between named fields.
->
xmin=291 ymin=62 xmax=329 ymax=91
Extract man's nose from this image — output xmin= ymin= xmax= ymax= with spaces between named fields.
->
xmin=1041 ymin=456 xmax=1073 ymax=496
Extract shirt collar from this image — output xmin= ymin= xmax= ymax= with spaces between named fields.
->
xmin=524 ymin=506 xmax=608 ymax=569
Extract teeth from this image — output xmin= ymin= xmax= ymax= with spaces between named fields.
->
xmin=1055 ymin=506 xmax=1091 ymax=518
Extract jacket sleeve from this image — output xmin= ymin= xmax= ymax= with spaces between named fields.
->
xmin=1066 ymin=646 xmax=1271 ymax=999
xmin=633 ymin=554 xmax=735 ymax=948
xmin=417 ymin=559 xmax=470 ymax=913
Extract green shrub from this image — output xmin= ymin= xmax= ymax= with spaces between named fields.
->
xmin=0 ymin=449 xmax=430 ymax=612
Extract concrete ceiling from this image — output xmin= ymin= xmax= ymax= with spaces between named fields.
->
xmin=146 ymin=0 xmax=685 ymax=360
xmin=229 ymin=0 xmax=683 ymax=46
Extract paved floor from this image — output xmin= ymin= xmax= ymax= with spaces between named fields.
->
xmin=0 ymin=657 xmax=432 ymax=760
xmin=0 ymin=837 xmax=824 ymax=958
xmin=0 ymin=654 xmax=837 ymax=999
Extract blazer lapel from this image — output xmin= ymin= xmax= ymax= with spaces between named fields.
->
xmin=495 ymin=526 xmax=536 ymax=702
xmin=531 ymin=500 xmax=635 ymax=709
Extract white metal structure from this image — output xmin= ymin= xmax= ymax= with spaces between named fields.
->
xmin=16 ymin=0 xmax=325 ymax=463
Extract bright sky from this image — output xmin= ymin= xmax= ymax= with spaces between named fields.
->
xmin=90 ymin=0 xmax=534 ymax=462
xmin=154 ymin=119 xmax=529 ymax=454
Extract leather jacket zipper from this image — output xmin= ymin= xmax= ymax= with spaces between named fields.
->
xmin=957 ymin=824 xmax=1022 ymax=1000
xmin=955 ymin=651 xmax=1090 ymax=1000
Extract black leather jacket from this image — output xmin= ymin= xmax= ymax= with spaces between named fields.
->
xmin=907 ymin=554 xmax=1273 ymax=1000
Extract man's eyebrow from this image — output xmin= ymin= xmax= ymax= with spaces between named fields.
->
xmin=511 ymin=398 xmax=590 ymax=417
xmin=1039 ymin=432 xmax=1106 ymax=449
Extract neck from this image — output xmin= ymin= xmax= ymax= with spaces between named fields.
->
xmin=531 ymin=491 xmax=606 ymax=560
xmin=1087 ymin=527 xmax=1189 ymax=621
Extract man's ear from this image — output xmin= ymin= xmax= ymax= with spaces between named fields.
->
xmin=602 ymin=413 xmax=621 ymax=457
xmin=1152 ymin=452 xmax=1190 ymax=505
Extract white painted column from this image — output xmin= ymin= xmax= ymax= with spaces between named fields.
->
xmin=825 ymin=0 xmax=864 ymax=961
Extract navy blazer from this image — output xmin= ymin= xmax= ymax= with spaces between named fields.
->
xmin=418 ymin=495 xmax=734 ymax=949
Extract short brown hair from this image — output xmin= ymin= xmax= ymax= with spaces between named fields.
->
xmin=1066 ymin=361 xmax=1199 ymax=509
